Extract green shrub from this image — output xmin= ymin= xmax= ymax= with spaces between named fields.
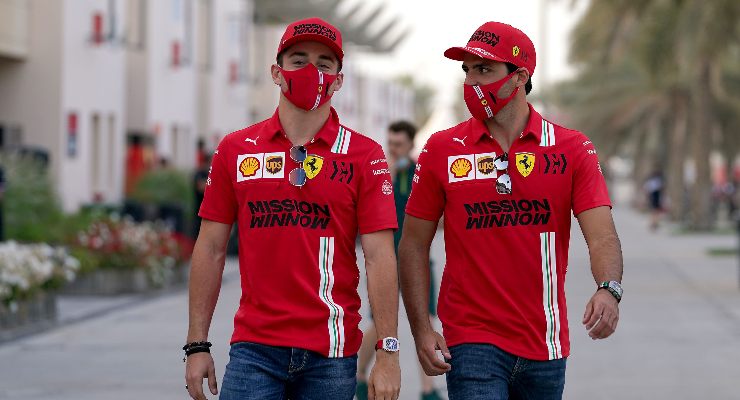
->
xmin=129 ymin=168 xmax=194 ymax=227
xmin=0 ymin=154 xmax=66 ymax=243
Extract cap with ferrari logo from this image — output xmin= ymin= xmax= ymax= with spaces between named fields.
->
xmin=277 ymin=17 xmax=344 ymax=61
xmin=444 ymin=21 xmax=536 ymax=75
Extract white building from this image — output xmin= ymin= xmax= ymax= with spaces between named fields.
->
xmin=196 ymin=0 xmax=253 ymax=150
xmin=247 ymin=23 xmax=283 ymax=122
xmin=0 ymin=0 xmax=128 ymax=211
xmin=0 ymin=0 xmax=255 ymax=212
xmin=126 ymin=0 xmax=199 ymax=170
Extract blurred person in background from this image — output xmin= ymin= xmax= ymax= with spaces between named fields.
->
xmin=192 ymin=154 xmax=211 ymax=238
xmin=196 ymin=138 xmax=208 ymax=169
xmin=184 ymin=17 xmax=401 ymax=400
xmin=357 ymin=121 xmax=443 ymax=400
xmin=399 ymin=21 xmax=624 ymax=400
xmin=643 ymin=170 xmax=665 ymax=231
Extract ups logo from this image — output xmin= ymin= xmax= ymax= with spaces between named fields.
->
xmin=477 ymin=156 xmax=494 ymax=175
xmin=265 ymin=155 xmax=283 ymax=174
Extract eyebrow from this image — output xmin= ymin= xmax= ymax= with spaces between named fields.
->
xmin=318 ymin=54 xmax=336 ymax=64
xmin=287 ymin=51 xmax=336 ymax=65
xmin=287 ymin=51 xmax=308 ymax=59
xmin=462 ymin=62 xmax=493 ymax=71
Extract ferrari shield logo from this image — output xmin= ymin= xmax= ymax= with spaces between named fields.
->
xmin=515 ymin=152 xmax=535 ymax=177
xmin=303 ymin=154 xmax=324 ymax=179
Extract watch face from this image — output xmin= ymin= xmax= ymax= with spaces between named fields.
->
xmin=384 ymin=338 xmax=399 ymax=351
xmin=609 ymin=281 xmax=623 ymax=296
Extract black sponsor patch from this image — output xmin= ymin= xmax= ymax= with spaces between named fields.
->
xmin=330 ymin=161 xmax=354 ymax=184
xmin=543 ymin=153 xmax=567 ymax=174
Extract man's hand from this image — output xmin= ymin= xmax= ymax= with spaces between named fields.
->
xmin=368 ymin=351 xmax=401 ymax=400
xmin=185 ymin=353 xmax=218 ymax=400
xmin=415 ymin=330 xmax=451 ymax=376
xmin=582 ymin=289 xmax=619 ymax=340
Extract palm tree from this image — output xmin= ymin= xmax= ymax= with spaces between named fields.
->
xmin=554 ymin=0 xmax=740 ymax=229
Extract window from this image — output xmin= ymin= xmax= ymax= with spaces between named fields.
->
xmin=108 ymin=113 xmax=116 ymax=185
xmin=91 ymin=113 xmax=102 ymax=195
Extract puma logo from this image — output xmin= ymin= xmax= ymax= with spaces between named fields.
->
xmin=453 ymin=136 xmax=467 ymax=146
xmin=244 ymin=137 xmax=259 ymax=145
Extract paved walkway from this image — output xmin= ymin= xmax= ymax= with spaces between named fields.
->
xmin=0 ymin=207 xmax=738 ymax=399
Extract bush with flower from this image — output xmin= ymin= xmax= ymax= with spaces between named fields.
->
xmin=0 ymin=241 xmax=80 ymax=305
xmin=73 ymin=215 xmax=191 ymax=285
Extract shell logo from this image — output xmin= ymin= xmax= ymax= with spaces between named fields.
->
xmin=481 ymin=99 xmax=488 ymax=106
xmin=450 ymin=158 xmax=472 ymax=178
xmin=239 ymin=156 xmax=261 ymax=177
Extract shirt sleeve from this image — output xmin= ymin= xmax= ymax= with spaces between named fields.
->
xmin=405 ymin=138 xmax=445 ymax=222
xmin=198 ymin=139 xmax=238 ymax=224
xmin=356 ymin=144 xmax=399 ymax=235
xmin=571 ymin=136 xmax=612 ymax=216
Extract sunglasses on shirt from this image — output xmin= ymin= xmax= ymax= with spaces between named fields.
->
xmin=289 ymin=145 xmax=308 ymax=187
xmin=494 ymin=153 xmax=512 ymax=195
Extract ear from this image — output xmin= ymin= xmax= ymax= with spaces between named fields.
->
xmin=330 ymin=72 xmax=344 ymax=94
xmin=270 ymin=64 xmax=282 ymax=86
xmin=515 ymin=68 xmax=530 ymax=88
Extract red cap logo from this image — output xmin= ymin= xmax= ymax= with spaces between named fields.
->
xmin=276 ymin=17 xmax=344 ymax=62
xmin=444 ymin=22 xmax=536 ymax=76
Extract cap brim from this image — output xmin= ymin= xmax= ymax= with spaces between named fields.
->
xmin=444 ymin=46 xmax=507 ymax=63
xmin=280 ymin=34 xmax=344 ymax=61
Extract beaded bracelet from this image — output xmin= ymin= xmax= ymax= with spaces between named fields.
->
xmin=182 ymin=341 xmax=213 ymax=362
xmin=182 ymin=341 xmax=212 ymax=351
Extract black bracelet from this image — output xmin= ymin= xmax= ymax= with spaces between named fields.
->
xmin=185 ymin=346 xmax=211 ymax=356
xmin=183 ymin=341 xmax=212 ymax=351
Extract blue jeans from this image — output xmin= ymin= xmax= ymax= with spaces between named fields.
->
xmin=220 ymin=342 xmax=357 ymax=400
xmin=446 ymin=344 xmax=566 ymax=400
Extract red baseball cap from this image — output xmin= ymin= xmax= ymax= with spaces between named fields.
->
xmin=444 ymin=22 xmax=536 ymax=75
xmin=277 ymin=17 xmax=344 ymax=62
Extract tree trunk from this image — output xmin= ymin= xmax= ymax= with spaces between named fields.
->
xmin=666 ymin=93 xmax=689 ymax=221
xmin=631 ymin=115 xmax=659 ymax=209
xmin=689 ymin=60 xmax=714 ymax=230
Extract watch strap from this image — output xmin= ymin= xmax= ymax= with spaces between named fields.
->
xmin=598 ymin=281 xmax=622 ymax=303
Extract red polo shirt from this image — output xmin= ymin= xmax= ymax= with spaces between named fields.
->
xmin=406 ymin=104 xmax=610 ymax=360
xmin=199 ymin=108 xmax=397 ymax=358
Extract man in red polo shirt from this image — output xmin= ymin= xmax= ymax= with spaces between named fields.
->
xmin=184 ymin=17 xmax=401 ymax=400
xmin=399 ymin=22 xmax=624 ymax=399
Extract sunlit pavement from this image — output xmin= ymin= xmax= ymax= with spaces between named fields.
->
xmin=0 ymin=207 xmax=738 ymax=399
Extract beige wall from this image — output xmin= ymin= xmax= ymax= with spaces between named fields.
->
xmin=0 ymin=0 xmax=63 ymax=168
xmin=0 ymin=0 xmax=29 ymax=59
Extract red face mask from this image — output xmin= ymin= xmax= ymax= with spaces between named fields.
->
xmin=279 ymin=64 xmax=338 ymax=111
xmin=463 ymin=70 xmax=519 ymax=120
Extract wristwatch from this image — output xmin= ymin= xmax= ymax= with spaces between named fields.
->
xmin=375 ymin=337 xmax=400 ymax=353
xmin=598 ymin=281 xmax=623 ymax=303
